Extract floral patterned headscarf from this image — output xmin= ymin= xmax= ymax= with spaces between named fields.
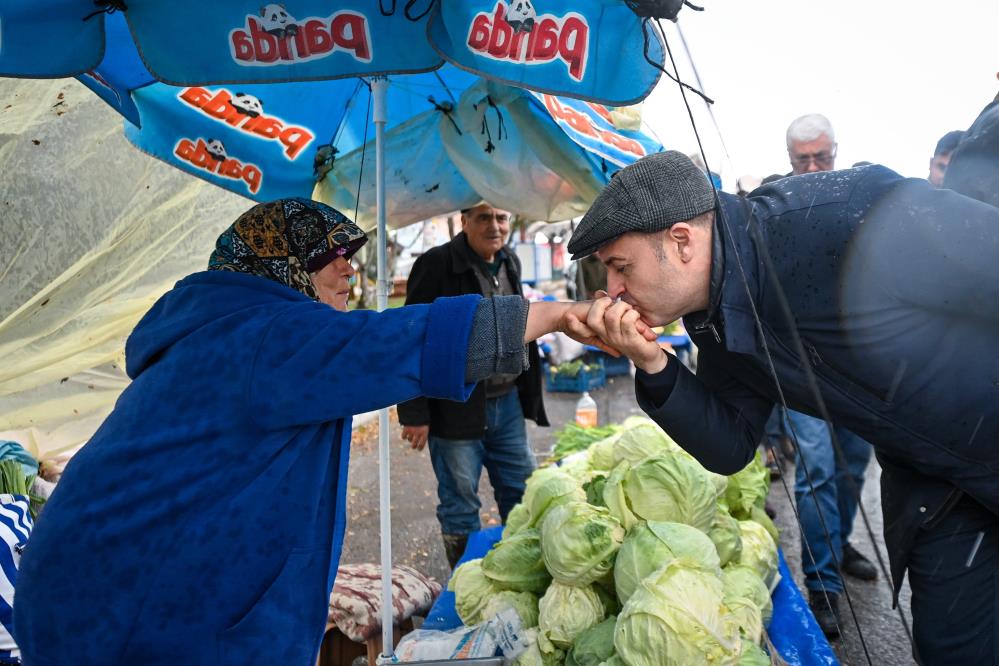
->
xmin=208 ymin=198 xmax=368 ymax=300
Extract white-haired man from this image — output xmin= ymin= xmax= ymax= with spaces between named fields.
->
xmin=786 ymin=113 xmax=838 ymax=175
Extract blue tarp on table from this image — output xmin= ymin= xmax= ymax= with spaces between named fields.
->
xmin=423 ymin=527 xmax=838 ymax=666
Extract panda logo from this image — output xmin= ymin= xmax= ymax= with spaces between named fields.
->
xmin=258 ymin=3 xmax=299 ymax=37
xmin=230 ymin=93 xmax=264 ymax=118
xmin=505 ymin=0 xmax=536 ymax=33
xmin=205 ymin=139 xmax=228 ymax=162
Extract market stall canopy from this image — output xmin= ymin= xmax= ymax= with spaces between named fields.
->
xmin=0 ymin=0 xmax=665 ymax=106
xmin=1 ymin=9 xmax=662 ymax=226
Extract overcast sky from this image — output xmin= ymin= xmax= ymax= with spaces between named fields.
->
xmin=641 ymin=0 xmax=998 ymax=188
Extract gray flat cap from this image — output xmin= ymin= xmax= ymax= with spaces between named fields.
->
xmin=567 ymin=150 xmax=716 ymax=259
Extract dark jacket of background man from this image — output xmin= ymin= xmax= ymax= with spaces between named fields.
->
xmin=398 ymin=233 xmax=548 ymax=437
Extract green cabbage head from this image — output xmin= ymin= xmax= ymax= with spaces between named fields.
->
xmin=614 ymin=560 xmax=742 ymax=666
xmin=709 ymin=506 xmax=744 ymax=567
xmin=749 ymin=504 xmax=780 ymax=544
xmin=614 ymin=521 xmax=721 ymax=604
xmin=523 ymin=468 xmax=586 ymax=529
xmin=540 ymin=501 xmax=625 ymax=585
xmin=722 ymin=565 xmax=773 ymax=625
xmin=538 ymin=581 xmax=606 ymax=650
xmin=736 ymin=520 xmax=781 ymax=591
xmin=566 ymin=616 xmax=618 ymax=666
xmin=612 ymin=419 xmax=678 ymax=466
xmin=449 ymin=558 xmax=502 ymax=626
xmin=725 ymin=451 xmax=770 ymax=519
xmin=482 ymin=528 xmax=552 ymax=594
xmin=481 ymin=590 xmax=540 ymax=629
xmin=503 ymin=502 xmax=531 ymax=539
xmin=624 ymin=454 xmax=723 ymax=532
xmin=588 ymin=432 xmax=621 ymax=471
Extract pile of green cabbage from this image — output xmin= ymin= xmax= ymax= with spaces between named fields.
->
xmin=452 ymin=417 xmax=780 ymax=665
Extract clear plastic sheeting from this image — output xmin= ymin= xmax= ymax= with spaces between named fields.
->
xmin=0 ymin=78 xmax=251 ymax=459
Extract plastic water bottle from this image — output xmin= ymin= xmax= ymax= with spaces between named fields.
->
xmin=575 ymin=391 xmax=598 ymax=428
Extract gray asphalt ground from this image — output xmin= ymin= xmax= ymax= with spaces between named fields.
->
xmin=340 ymin=375 xmax=915 ymax=665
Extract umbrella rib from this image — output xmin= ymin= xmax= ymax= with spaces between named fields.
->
xmin=433 ymin=70 xmax=459 ymax=106
xmin=354 ymin=87 xmax=373 ymax=224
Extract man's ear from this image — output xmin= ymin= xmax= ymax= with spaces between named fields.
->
xmin=667 ymin=223 xmax=696 ymax=262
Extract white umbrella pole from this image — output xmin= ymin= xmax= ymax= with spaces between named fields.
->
xmin=371 ymin=76 xmax=395 ymax=663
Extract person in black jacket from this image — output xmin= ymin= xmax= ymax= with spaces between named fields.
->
xmin=928 ymin=129 xmax=965 ymax=187
xmin=566 ymin=151 xmax=999 ymax=665
xmin=398 ymin=203 xmax=549 ymax=567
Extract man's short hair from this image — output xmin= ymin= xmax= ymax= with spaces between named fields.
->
xmin=786 ymin=113 xmax=835 ymax=148
xmin=934 ymin=130 xmax=965 ymax=157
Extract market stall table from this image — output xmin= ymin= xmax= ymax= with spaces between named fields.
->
xmin=422 ymin=527 xmax=838 ymax=666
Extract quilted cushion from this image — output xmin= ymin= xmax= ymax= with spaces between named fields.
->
xmin=329 ymin=564 xmax=441 ymax=643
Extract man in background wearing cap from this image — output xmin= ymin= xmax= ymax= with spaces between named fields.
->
xmin=397 ymin=202 xmax=547 ymax=568
xmin=565 ymin=150 xmax=999 ymax=663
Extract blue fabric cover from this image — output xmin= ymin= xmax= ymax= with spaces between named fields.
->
xmin=14 ymin=271 xmax=479 ymax=665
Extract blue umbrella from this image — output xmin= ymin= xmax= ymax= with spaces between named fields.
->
xmin=0 ymin=0 xmax=666 ymax=106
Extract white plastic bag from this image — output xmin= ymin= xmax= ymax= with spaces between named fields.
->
xmin=393 ymin=624 xmax=498 ymax=661
xmin=392 ymin=608 xmax=530 ymax=662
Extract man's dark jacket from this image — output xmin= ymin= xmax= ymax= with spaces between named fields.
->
xmin=944 ymin=99 xmax=999 ymax=207
xmin=636 ymin=166 xmax=999 ymax=598
xmin=398 ymin=233 xmax=549 ymax=438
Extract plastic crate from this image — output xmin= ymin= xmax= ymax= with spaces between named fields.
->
xmin=544 ymin=358 xmax=607 ymax=392
xmin=601 ymin=353 xmax=633 ymax=377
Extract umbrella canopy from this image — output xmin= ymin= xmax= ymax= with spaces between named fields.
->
xmin=125 ymin=67 xmax=661 ymax=227
xmin=2 ymin=0 xmax=665 ymax=106
xmin=317 ymin=79 xmax=661 ymax=227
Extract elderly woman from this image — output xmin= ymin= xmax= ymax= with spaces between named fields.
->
xmin=14 ymin=199 xmax=636 ymax=665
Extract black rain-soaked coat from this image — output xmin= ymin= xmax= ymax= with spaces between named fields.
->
xmin=397 ymin=233 xmax=549 ymax=438
xmin=636 ymin=165 xmax=999 ymax=600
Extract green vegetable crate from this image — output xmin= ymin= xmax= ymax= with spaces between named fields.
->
xmin=544 ymin=358 xmax=606 ymax=392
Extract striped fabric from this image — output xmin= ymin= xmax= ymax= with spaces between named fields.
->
xmin=0 ymin=495 xmax=33 ymax=664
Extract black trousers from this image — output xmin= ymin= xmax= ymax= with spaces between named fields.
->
xmin=908 ymin=495 xmax=998 ymax=665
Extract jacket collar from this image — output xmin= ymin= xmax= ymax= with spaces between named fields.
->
xmin=683 ymin=193 xmax=761 ymax=355
xmin=449 ymin=232 xmax=515 ymax=278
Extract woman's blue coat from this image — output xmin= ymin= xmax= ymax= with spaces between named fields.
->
xmin=14 ymin=271 xmax=479 ymax=665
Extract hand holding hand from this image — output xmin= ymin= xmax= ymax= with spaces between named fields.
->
xmin=555 ymin=302 xmax=627 ymax=356
xmin=524 ymin=299 xmax=656 ymax=357
xmin=583 ymin=296 xmax=669 ymax=374
xmin=401 ymin=425 xmax=430 ymax=451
